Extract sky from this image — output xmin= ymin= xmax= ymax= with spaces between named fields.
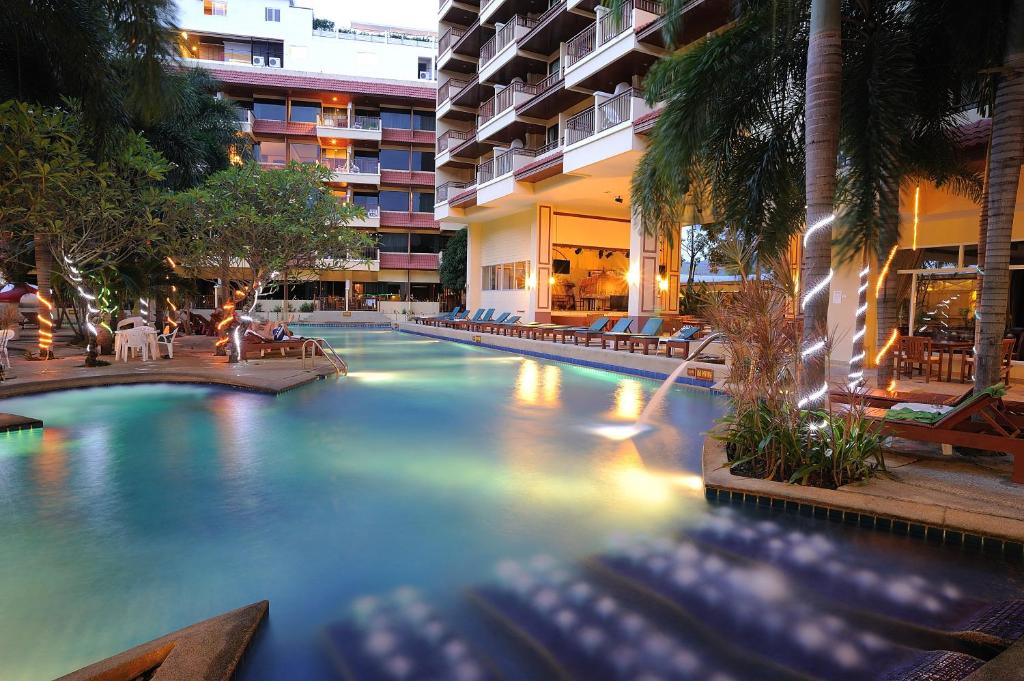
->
xmin=303 ymin=0 xmax=437 ymax=32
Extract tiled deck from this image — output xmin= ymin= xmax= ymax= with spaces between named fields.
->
xmin=0 ymin=333 xmax=339 ymax=399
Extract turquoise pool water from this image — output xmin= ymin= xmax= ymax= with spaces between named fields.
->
xmin=0 ymin=329 xmax=1021 ymax=680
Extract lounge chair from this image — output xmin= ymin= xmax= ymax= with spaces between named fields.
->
xmin=489 ymin=315 xmax=521 ymax=334
xmin=572 ymin=318 xmax=615 ymax=346
xmin=437 ymin=309 xmax=469 ymax=326
xmin=476 ymin=312 xmax=511 ymax=333
xmin=451 ymin=308 xmax=489 ymax=329
xmin=662 ymin=325 xmax=703 ymax=358
xmin=621 ymin=318 xmax=665 ymax=354
xmin=832 ymin=384 xmax=1024 ymax=483
xmin=598 ymin=318 xmax=636 ymax=350
xmin=418 ymin=306 xmax=460 ymax=325
xmin=530 ymin=323 xmax=574 ymax=341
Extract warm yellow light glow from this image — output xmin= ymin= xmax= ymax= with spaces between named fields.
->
xmin=657 ymin=276 xmax=669 ymax=292
xmin=548 ymin=276 xmax=556 ymax=286
xmin=516 ymin=359 xmax=540 ymax=404
xmin=912 ymin=184 xmax=920 ymax=250
xmin=875 ymin=327 xmax=899 ymax=364
xmin=614 ymin=379 xmax=644 ymax=420
xmin=166 ymin=256 xmax=176 ymax=268
xmin=181 ymin=31 xmax=188 ymax=39
xmin=626 ymin=265 xmax=640 ymax=286
xmin=875 ymin=244 xmax=898 ymax=298
xmin=526 ymin=272 xmax=537 ymax=289
xmin=886 ymin=379 xmax=897 ymax=393
xmin=542 ymin=364 xmax=561 ymax=404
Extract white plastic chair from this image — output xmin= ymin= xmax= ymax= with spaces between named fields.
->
xmin=0 ymin=329 xmax=13 ymax=369
xmin=116 ymin=316 xmax=146 ymax=330
xmin=157 ymin=327 xmax=178 ymax=359
xmin=120 ymin=327 xmax=150 ymax=361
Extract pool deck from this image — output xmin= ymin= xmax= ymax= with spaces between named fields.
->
xmin=703 ymin=436 xmax=1024 ymax=547
xmin=398 ymin=322 xmax=726 ymax=389
xmin=0 ymin=333 xmax=338 ymax=399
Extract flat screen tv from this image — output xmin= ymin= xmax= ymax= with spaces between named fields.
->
xmin=553 ymin=259 xmax=570 ymax=274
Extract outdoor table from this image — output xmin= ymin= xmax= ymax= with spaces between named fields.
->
xmin=114 ymin=326 xmax=159 ymax=361
xmin=664 ymin=339 xmax=692 ymax=358
xmin=929 ymin=339 xmax=972 ymax=382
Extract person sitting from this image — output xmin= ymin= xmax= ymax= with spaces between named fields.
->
xmin=272 ymin=322 xmax=303 ymax=342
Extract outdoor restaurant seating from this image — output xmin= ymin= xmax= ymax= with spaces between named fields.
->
xmin=959 ymin=338 xmax=1015 ymax=385
xmin=0 ymin=328 xmax=13 ymax=369
xmin=156 ymin=327 xmax=178 ymax=359
xmin=832 ymin=384 xmax=1024 ymax=484
xmin=897 ymin=336 xmax=942 ymax=382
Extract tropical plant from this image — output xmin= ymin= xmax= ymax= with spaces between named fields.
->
xmin=162 ymin=162 xmax=373 ymax=361
xmin=313 ymin=18 xmax=335 ymax=31
xmin=439 ymin=228 xmax=468 ymax=292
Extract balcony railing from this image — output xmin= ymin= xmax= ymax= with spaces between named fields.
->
xmin=564 ymin=88 xmax=641 ymax=145
xmin=438 ymin=26 xmax=466 ymax=54
xmin=521 ymin=70 xmax=563 ymax=99
xmin=437 ymin=129 xmax=472 ymax=154
xmin=320 ymin=157 xmax=381 ymax=174
xmin=565 ymin=1 xmax=664 ymax=67
xmin=492 ymin=146 xmax=543 ymax=177
xmin=317 ymin=114 xmax=382 ymax=131
xmin=352 ymin=205 xmax=381 ymax=218
xmin=477 ymin=159 xmax=494 ymax=185
xmin=436 ymin=181 xmax=471 ymax=203
xmin=478 ymin=81 xmax=526 ymax=125
xmin=438 ymin=77 xmax=470 ymax=103
xmin=480 ymin=15 xmax=536 ymax=66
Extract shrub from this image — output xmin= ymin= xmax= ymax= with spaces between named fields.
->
xmin=705 ymin=255 xmax=885 ymax=489
xmin=299 ymin=302 xmax=315 ymax=313
xmin=312 ymin=18 xmax=335 ymax=31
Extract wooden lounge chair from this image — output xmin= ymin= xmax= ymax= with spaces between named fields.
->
xmin=452 ymin=308 xmax=490 ymax=329
xmin=833 ymin=384 xmax=1024 ymax=483
xmin=623 ymin=318 xmax=665 ymax=354
xmin=566 ymin=317 xmax=610 ymax=345
xmin=477 ymin=312 xmax=511 ymax=333
xmin=240 ymin=333 xmax=317 ymax=359
xmin=489 ymin=315 xmax=521 ymax=335
xmin=575 ymin=318 xmax=622 ymax=346
xmin=662 ymin=325 xmax=703 ymax=358
xmin=418 ymin=306 xmax=461 ymax=325
xmin=531 ymin=324 xmax=573 ymax=341
xmin=599 ymin=318 xmax=637 ymax=350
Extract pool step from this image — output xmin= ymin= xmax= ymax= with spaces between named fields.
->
xmin=0 ymin=412 xmax=42 ymax=433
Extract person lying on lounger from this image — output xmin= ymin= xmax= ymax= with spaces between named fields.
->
xmin=272 ymin=322 xmax=305 ymax=342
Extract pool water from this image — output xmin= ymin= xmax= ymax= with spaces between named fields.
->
xmin=0 ymin=329 xmax=1021 ymax=680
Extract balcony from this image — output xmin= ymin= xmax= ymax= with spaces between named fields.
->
xmin=437 ymin=129 xmax=487 ymax=169
xmin=478 ymin=15 xmax=545 ymax=84
xmin=477 ymin=81 xmax=544 ymax=144
xmin=379 ymin=252 xmax=441 ymax=271
xmin=515 ymin=68 xmax=588 ymax=120
xmin=345 ymin=204 xmax=381 ymax=229
xmin=480 ymin=0 xmax=554 ymax=26
xmin=235 ymin=109 xmax=255 ymax=139
xmin=316 ymin=114 xmax=383 ymax=143
xmin=438 ymin=77 xmax=478 ymax=122
xmin=563 ymin=88 xmax=653 ymax=172
xmin=439 ymin=0 xmax=480 ymax=27
xmin=564 ymin=0 xmax=665 ymax=91
xmin=477 ymin=143 xmax=559 ymax=205
xmin=320 ymin=156 xmax=382 ymax=185
xmin=518 ymin=1 xmax=592 ymax=56
xmin=437 ymin=26 xmax=476 ymax=74
xmin=435 ymin=180 xmax=474 ymax=220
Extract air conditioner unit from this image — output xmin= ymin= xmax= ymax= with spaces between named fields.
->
xmin=268 ymin=57 xmax=282 ymax=68
xmin=419 ymin=70 xmax=431 ymax=80
xmin=251 ymin=55 xmax=265 ymax=66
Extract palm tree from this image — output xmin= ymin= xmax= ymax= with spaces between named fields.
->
xmin=975 ymin=3 xmax=1024 ymax=390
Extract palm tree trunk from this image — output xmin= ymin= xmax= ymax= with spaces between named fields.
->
xmin=875 ymin=181 xmax=901 ymax=387
xmin=282 ymin=269 xmax=289 ymax=320
xmin=34 ymin=233 xmax=54 ymax=359
xmin=975 ymin=4 xmax=1024 ymax=390
xmin=799 ymin=0 xmax=842 ymax=404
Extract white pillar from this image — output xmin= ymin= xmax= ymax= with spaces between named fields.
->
xmin=529 ymin=205 xmax=554 ymax=323
xmin=627 ymin=212 xmax=658 ymax=325
xmin=345 ymin=280 xmax=351 ymax=312
xmin=466 ymin=223 xmax=483 ymax=313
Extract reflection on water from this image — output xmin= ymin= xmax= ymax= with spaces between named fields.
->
xmin=0 ymin=330 xmax=1019 ymax=681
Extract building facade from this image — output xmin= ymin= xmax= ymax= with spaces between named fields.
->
xmin=173 ymin=0 xmax=447 ymax=316
xmin=434 ymin=0 xmax=731 ymax=326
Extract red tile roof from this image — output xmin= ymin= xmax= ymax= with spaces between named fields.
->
xmin=633 ymin=109 xmax=662 ymax=135
xmin=379 ymin=252 xmax=440 ymax=270
xmin=380 ymin=211 xmax=439 ymax=228
xmin=449 ymin=187 xmax=477 ymax=208
xmin=515 ymin=151 xmax=563 ymax=183
xmin=382 ymin=129 xmax=436 ymax=145
xmin=204 ymin=66 xmax=436 ymax=102
xmin=252 ymin=120 xmax=317 ymax=137
xmin=380 ymin=169 xmax=435 ymax=187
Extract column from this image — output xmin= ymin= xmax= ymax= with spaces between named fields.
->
xmin=466 ymin=223 xmax=482 ymax=313
xmin=345 ymin=280 xmax=351 ymax=312
xmin=627 ymin=211 xmax=659 ymax=325
xmin=529 ymin=204 xmax=554 ymax=323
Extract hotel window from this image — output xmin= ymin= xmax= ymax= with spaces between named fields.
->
xmin=380 ymin=148 xmax=411 ymax=170
xmin=204 ymin=0 xmax=227 ymax=15
xmin=288 ymin=142 xmax=319 ymax=164
xmin=411 ymin=150 xmax=434 ymax=171
xmin=413 ymin=110 xmax=436 ymax=132
xmin=482 ymin=261 xmax=529 ymax=290
xmin=254 ymin=141 xmax=286 ymax=165
xmin=353 ymin=192 xmax=379 ymax=210
xmin=289 ymin=100 xmax=321 ymax=123
xmin=381 ymin=107 xmax=412 ymax=129
xmin=548 ymin=57 xmax=561 ymax=77
xmin=379 ymin=190 xmax=410 ymax=211
xmin=412 ymin=191 xmax=434 ymax=213
xmin=253 ymin=97 xmax=286 ymax=121
xmin=378 ymin=232 xmax=410 ymax=252
xmin=411 ymin=233 xmax=444 ymax=253
xmin=418 ymin=57 xmax=434 ymax=80
xmin=265 ymin=7 xmax=280 ymax=21
xmin=546 ymin=124 xmax=559 ymax=146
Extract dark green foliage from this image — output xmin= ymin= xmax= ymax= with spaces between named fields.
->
xmin=439 ymin=228 xmax=468 ymax=292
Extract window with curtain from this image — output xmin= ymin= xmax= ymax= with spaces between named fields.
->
xmin=290 ymin=101 xmax=321 ymax=123
xmin=381 ymin=107 xmax=412 ymax=129
xmin=412 ymin=151 xmax=435 ymax=171
xmin=412 ymin=191 xmax=434 ymax=213
xmin=255 ymin=141 xmax=286 ymax=165
xmin=253 ymin=98 xmax=286 ymax=120
xmin=380 ymin=148 xmax=411 ymax=170
xmin=413 ymin=110 xmax=436 ymax=131
xmin=377 ymin=233 xmax=409 ymax=252
xmin=288 ymin=143 xmax=319 ymax=164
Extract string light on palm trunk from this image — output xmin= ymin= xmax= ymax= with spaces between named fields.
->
xmin=36 ymin=292 xmax=54 ymax=355
xmin=64 ymin=255 xmax=101 ymax=353
xmin=847 ymin=265 xmax=870 ymax=389
xmin=798 ymin=213 xmax=836 ymax=411
xmin=139 ymin=297 xmax=149 ymax=324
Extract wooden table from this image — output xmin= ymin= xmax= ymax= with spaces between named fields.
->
xmin=929 ymin=339 xmax=972 ymax=383
xmin=664 ymin=339 xmax=692 ymax=358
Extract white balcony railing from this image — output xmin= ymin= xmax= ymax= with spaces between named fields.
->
xmin=480 ymin=15 xmax=537 ymax=66
xmin=320 ymin=157 xmax=381 ymax=175
xmin=564 ymin=88 xmax=645 ymax=145
xmin=317 ymin=114 xmax=382 ymax=131
xmin=436 ymin=181 xmax=471 ymax=203
xmin=565 ymin=0 xmax=664 ymax=67
xmin=437 ymin=129 xmax=473 ymax=154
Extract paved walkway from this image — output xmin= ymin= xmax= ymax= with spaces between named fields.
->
xmin=0 ymin=331 xmax=337 ymax=398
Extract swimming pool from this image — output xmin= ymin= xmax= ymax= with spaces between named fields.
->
xmin=0 ymin=329 xmax=1021 ymax=680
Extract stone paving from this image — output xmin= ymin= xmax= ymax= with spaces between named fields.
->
xmin=0 ymin=330 xmax=337 ymax=400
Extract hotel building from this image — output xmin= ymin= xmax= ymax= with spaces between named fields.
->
xmin=435 ymin=1 xmax=1024 ymax=369
xmin=434 ymin=0 xmax=732 ymax=326
xmin=173 ymin=0 xmax=447 ymax=317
